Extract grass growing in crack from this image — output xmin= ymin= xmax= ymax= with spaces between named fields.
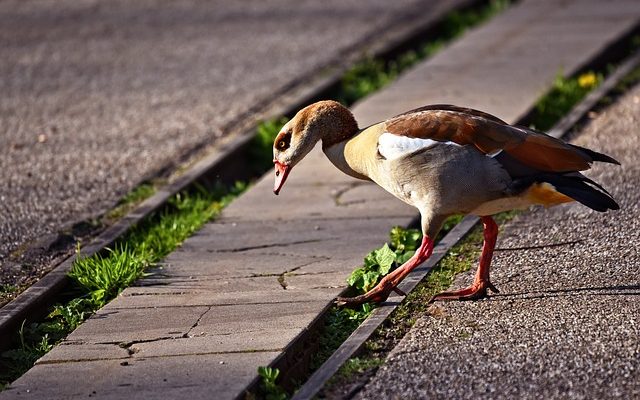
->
xmin=105 ymin=183 xmax=157 ymax=221
xmin=257 ymin=366 xmax=288 ymax=400
xmin=310 ymin=303 xmax=375 ymax=372
xmin=0 ymin=183 xmax=246 ymax=389
xmin=530 ymin=71 xmax=603 ymax=131
xmin=336 ymin=357 xmax=384 ymax=380
xmin=70 ymin=245 xmax=151 ymax=305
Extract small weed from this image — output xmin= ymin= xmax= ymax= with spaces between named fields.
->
xmin=530 ymin=71 xmax=603 ymax=131
xmin=45 ymin=298 xmax=95 ymax=334
xmin=105 ymin=183 xmax=157 ymax=221
xmin=0 ymin=284 xmax=20 ymax=306
xmin=310 ymin=303 xmax=374 ymax=372
xmin=257 ymin=366 xmax=288 ymax=400
xmin=347 ymin=227 xmax=421 ymax=294
xmin=0 ymin=284 xmax=17 ymax=295
xmin=0 ymin=321 xmax=53 ymax=385
xmin=336 ymin=357 xmax=384 ymax=379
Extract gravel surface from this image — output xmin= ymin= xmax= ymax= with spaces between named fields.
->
xmin=356 ymin=84 xmax=640 ymax=399
xmin=0 ymin=0 xmax=456 ymax=292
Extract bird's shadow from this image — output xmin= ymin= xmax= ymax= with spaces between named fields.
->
xmin=488 ymin=283 xmax=640 ymax=301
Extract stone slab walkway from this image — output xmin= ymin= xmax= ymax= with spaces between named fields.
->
xmin=358 ymin=76 xmax=640 ymax=400
xmin=2 ymin=0 xmax=639 ymax=399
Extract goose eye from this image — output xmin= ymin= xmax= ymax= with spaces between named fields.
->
xmin=275 ymin=131 xmax=292 ymax=151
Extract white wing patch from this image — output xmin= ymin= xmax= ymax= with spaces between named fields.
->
xmin=377 ymin=131 xmax=459 ymax=160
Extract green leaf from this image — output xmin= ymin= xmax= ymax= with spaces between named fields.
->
xmin=257 ymin=366 xmax=279 ymax=382
xmin=347 ymin=268 xmax=365 ymax=288
xmin=374 ymin=244 xmax=396 ymax=275
xmin=363 ymin=251 xmax=377 ymax=268
xmin=389 ymin=226 xmax=404 ymax=250
xmin=389 ymin=226 xmax=421 ymax=253
xmin=396 ymin=250 xmax=415 ymax=265
xmin=363 ymin=271 xmax=379 ymax=292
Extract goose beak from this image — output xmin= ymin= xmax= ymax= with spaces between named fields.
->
xmin=273 ymin=160 xmax=291 ymax=195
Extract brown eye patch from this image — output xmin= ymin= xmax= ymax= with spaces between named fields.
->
xmin=275 ymin=131 xmax=292 ymax=151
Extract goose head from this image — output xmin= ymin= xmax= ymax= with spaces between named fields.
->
xmin=273 ymin=100 xmax=358 ymax=194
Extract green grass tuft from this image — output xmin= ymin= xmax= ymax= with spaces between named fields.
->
xmin=257 ymin=366 xmax=288 ymax=400
xmin=310 ymin=303 xmax=374 ymax=372
xmin=105 ymin=183 xmax=157 ymax=221
xmin=530 ymin=71 xmax=603 ymax=131
xmin=70 ymin=245 xmax=150 ymax=305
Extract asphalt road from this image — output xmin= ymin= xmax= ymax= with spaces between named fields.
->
xmin=357 ymin=83 xmax=640 ymax=399
xmin=0 ymin=0 xmax=464 ymax=290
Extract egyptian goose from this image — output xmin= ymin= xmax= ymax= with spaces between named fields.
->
xmin=272 ymin=101 xmax=619 ymax=305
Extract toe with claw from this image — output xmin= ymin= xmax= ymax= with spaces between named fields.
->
xmin=335 ymin=280 xmax=405 ymax=307
xmin=429 ymin=279 xmax=499 ymax=303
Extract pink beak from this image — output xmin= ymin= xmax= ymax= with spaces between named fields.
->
xmin=273 ymin=160 xmax=291 ymax=195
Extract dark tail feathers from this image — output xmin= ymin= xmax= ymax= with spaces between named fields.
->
xmin=540 ymin=173 xmax=619 ymax=212
xmin=570 ymin=144 xmax=621 ymax=165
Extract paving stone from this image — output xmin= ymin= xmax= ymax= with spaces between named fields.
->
xmin=3 ymin=352 xmax=279 ymax=400
xmin=222 ymin=160 xmax=415 ymax=222
xmin=146 ymin=251 xmax=324 ymax=279
xmin=131 ymin=330 xmax=303 ymax=357
xmin=64 ymin=305 xmax=210 ymax=344
xmin=111 ymin=287 xmax=336 ymax=308
xmin=37 ymin=343 xmax=130 ymax=364
xmin=194 ymin=301 xmax=327 ymax=336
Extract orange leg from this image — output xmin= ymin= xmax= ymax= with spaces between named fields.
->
xmin=430 ymin=216 xmax=500 ymax=302
xmin=336 ymin=235 xmax=435 ymax=307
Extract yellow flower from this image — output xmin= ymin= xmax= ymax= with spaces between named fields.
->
xmin=578 ymin=72 xmax=597 ymax=89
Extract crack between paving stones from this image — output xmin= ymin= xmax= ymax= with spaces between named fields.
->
xmin=220 ymin=214 xmax=413 ymax=225
xmin=36 ymin=348 xmax=285 ymax=365
xmin=108 ymin=299 xmax=331 ymax=311
xmin=92 ymin=336 xmax=182 ymax=350
xmin=183 ymin=305 xmax=213 ymax=338
xmin=184 ymin=268 xmax=342 ymax=281
xmin=250 ymin=251 xmax=331 ymax=261
xmin=332 ymin=181 xmax=370 ymax=206
xmin=277 ymin=266 xmax=302 ymax=290
xmin=210 ymin=238 xmax=332 ymax=253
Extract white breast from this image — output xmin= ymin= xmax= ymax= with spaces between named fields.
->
xmin=377 ymin=131 xmax=458 ymax=160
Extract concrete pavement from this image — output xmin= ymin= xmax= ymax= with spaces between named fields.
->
xmin=2 ymin=0 xmax=640 ymax=398
xmin=357 ymin=81 xmax=640 ymax=400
